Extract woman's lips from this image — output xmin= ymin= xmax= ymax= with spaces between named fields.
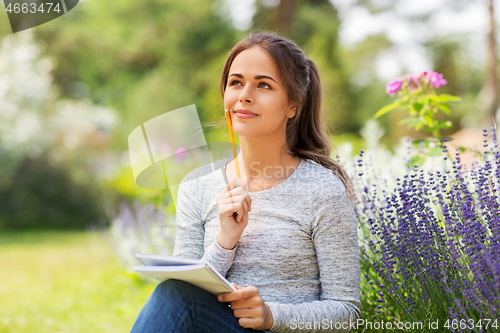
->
xmin=235 ymin=112 xmax=258 ymax=118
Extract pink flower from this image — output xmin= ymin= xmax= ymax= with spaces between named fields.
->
xmin=386 ymin=77 xmax=403 ymax=97
xmin=402 ymin=73 xmax=420 ymax=90
xmin=428 ymin=71 xmax=447 ymax=89
xmin=411 ymin=74 xmax=420 ymax=85
xmin=174 ymin=147 xmax=186 ymax=161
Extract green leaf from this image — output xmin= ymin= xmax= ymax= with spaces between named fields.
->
xmin=399 ymin=117 xmax=420 ymax=128
xmin=373 ymin=103 xmax=401 ymax=119
xmin=437 ymin=104 xmax=451 ymax=114
xmin=427 ymin=146 xmax=443 ymax=157
xmin=419 ymin=96 xmax=430 ymax=104
xmin=438 ymin=94 xmax=461 ymax=103
xmin=409 ymin=154 xmax=426 ymax=167
xmin=428 ymin=95 xmax=440 ymax=103
xmin=412 ymin=139 xmax=429 ymax=148
xmin=436 ymin=120 xmax=453 ymax=129
xmin=424 ymin=113 xmax=434 ymax=125
xmin=412 ymin=102 xmax=423 ymax=111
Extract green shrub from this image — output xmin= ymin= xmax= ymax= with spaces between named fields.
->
xmin=0 ymin=152 xmax=107 ymax=229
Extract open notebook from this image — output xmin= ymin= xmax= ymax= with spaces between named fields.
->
xmin=132 ymin=254 xmax=236 ymax=295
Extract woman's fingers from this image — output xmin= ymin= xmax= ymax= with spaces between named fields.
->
xmin=238 ymin=197 xmax=249 ymax=222
xmin=229 ymin=178 xmax=251 ymax=211
xmin=220 ymin=199 xmax=247 ymax=222
xmin=229 ymin=296 xmax=262 ymax=310
xmin=219 ymin=200 xmax=248 ymax=223
xmin=230 ymin=283 xmax=243 ymax=290
xmin=218 ymin=285 xmax=271 ymax=330
xmin=218 ymin=193 xmax=247 ymax=208
xmin=216 ymin=178 xmax=252 ymax=249
xmin=218 ymin=181 xmax=252 ymax=218
xmin=232 ymin=307 xmax=264 ymax=319
xmin=230 ymin=177 xmax=248 ymax=191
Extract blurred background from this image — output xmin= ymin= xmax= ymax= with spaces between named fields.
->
xmin=0 ymin=0 xmax=498 ymax=331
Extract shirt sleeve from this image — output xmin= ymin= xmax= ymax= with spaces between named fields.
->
xmin=171 ymin=170 xmax=238 ymax=277
xmin=266 ymin=175 xmax=361 ymax=333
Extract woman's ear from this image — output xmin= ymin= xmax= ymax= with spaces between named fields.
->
xmin=288 ymin=103 xmax=297 ymax=118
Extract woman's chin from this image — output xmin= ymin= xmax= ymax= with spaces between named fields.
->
xmin=234 ymin=130 xmax=260 ymax=138
xmin=235 ymin=131 xmax=252 ymax=137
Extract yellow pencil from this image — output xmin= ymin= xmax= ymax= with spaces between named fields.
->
xmin=225 ymin=109 xmax=241 ymax=179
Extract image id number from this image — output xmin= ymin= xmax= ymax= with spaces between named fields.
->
xmin=6 ymin=2 xmax=62 ymax=14
xmin=444 ymin=319 xmax=498 ymax=330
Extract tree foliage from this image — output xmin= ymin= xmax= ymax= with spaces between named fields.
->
xmin=28 ymin=0 xmax=488 ymax=146
xmin=34 ymin=0 xmax=239 ymax=150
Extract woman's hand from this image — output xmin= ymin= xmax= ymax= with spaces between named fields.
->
xmin=216 ymin=177 xmax=252 ymax=250
xmin=218 ymin=284 xmax=273 ymax=331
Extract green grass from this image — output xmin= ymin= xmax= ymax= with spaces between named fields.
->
xmin=0 ymin=230 xmax=156 ymax=333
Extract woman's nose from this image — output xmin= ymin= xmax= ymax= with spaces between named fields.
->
xmin=238 ymin=85 xmax=253 ymax=104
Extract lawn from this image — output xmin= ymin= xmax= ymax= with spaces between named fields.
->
xmin=0 ymin=230 xmax=156 ymax=333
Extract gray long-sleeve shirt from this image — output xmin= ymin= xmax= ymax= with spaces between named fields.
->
xmin=172 ymin=157 xmax=360 ymax=333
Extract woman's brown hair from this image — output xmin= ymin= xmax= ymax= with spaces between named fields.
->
xmin=212 ymin=31 xmax=357 ymax=202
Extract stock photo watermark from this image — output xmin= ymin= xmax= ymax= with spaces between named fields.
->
xmin=3 ymin=0 xmax=79 ymax=33
xmin=289 ymin=318 xmax=499 ymax=331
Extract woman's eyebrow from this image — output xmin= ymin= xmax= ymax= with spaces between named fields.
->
xmin=229 ymin=73 xmax=277 ymax=84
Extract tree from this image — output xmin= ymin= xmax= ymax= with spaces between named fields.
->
xmin=252 ymin=0 xmax=366 ymax=132
xmin=34 ymin=0 xmax=239 ymax=150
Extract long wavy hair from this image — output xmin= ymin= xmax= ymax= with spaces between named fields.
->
xmin=210 ymin=31 xmax=357 ymax=202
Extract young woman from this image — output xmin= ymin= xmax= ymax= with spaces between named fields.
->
xmin=131 ymin=32 xmax=360 ymax=333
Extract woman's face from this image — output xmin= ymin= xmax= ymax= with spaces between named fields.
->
xmin=224 ymin=46 xmax=296 ymax=138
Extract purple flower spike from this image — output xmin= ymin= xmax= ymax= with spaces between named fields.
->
xmin=174 ymin=147 xmax=186 ymax=161
xmin=386 ymin=77 xmax=403 ymax=97
xmin=350 ymin=128 xmax=500 ymax=322
xmin=428 ymin=71 xmax=447 ymax=89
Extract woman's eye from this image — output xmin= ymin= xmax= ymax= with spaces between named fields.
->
xmin=229 ymin=80 xmax=270 ymax=89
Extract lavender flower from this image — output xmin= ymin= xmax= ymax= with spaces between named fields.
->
xmin=110 ymin=200 xmax=176 ymax=269
xmin=348 ymin=128 xmax=500 ymax=331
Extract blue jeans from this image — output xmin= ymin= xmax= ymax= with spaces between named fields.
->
xmin=130 ymin=279 xmax=266 ymax=333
